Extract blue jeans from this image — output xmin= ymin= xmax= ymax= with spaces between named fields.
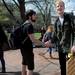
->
xmin=47 ymin=48 xmax=52 ymax=54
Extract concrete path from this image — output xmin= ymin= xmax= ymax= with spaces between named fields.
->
xmin=0 ymin=48 xmax=60 ymax=75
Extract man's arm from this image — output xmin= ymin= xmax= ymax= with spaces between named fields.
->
xmin=28 ymin=33 xmax=45 ymax=47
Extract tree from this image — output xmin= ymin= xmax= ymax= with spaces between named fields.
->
xmin=2 ymin=0 xmax=15 ymax=19
xmin=1 ymin=0 xmax=56 ymax=30
xmin=17 ymin=0 xmax=26 ymax=22
xmin=25 ymin=0 xmax=55 ymax=27
xmin=2 ymin=0 xmax=26 ymax=23
xmin=11 ymin=0 xmax=26 ymax=23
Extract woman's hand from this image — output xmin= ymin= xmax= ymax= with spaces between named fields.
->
xmin=44 ymin=40 xmax=53 ymax=48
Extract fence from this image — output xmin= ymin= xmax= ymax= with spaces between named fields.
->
xmin=67 ymin=54 xmax=75 ymax=75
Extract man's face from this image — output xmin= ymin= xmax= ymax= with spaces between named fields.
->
xmin=31 ymin=14 xmax=37 ymax=22
xmin=56 ymin=1 xmax=65 ymax=16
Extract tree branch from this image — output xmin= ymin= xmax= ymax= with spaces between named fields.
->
xmin=2 ymin=0 xmax=20 ymax=24
xmin=12 ymin=0 xmax=19 ymax=8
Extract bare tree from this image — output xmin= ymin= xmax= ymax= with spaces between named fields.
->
xmin=2 ymin=0 xmax=56 ymax=27
xmin=25 ymin=0 xmax=55 ymax=27
xmin=17 ymin=0 xmax=26 ymax=22
xmin=2 ymin=0 xmax=26 ymax=23
xmin=2 ymin=0 xmax=16 ymax=20
xmin=12 ymin=0 xmax=26 ymax=22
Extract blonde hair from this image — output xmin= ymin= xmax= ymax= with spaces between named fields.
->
xmin=46 ymin=25 xmax=54 ymax=32
xmin=55 ymin=0 xmax=65 ymax=7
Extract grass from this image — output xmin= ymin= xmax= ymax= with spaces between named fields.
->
xmin=34 ymin=32 xmax=41 ymax=39
xmin=5 ymin=32 xmax=41 ymax=40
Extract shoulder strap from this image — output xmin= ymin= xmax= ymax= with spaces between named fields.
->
xmin=21 ymin=37 xmax=28 ymax=44
xmin=21 ymin=22 xmax=31 ymax=44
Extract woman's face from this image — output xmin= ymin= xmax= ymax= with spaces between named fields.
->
xmin=56 ymin=1 xmax=65 ymax=16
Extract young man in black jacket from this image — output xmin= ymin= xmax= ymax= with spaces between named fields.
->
xmin=54 ymin=1 xmax=74 ymax=75
xmin=45 ymin=0 xmax=74 ymax=75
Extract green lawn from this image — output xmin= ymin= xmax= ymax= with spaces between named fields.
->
xmin=34 ymin=33 xmax=41 ymax=39
xmin=6 ymin=32 xmax=41 ymax=40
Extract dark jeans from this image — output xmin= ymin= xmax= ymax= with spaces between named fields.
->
xmin=58 ymin=52 xmax=66 ymax=75
xmin=0 ymin=51 xmax=6 ymax=72
xmin=47 ymin=48 xmax=52 ymax=54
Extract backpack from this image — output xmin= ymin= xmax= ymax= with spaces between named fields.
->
xmin=9 ymin=22 xmax=29 ymax=49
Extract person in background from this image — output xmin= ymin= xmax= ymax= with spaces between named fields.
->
xmin=0 ymin=25 xmax=8 ymax=73
xmin=42 ymin=25 xmax=54 ymax=58
xmin=45 ymin=0 xmax=74 ymax=75
xmin=39 ymin=27 xmax=46 ymax=41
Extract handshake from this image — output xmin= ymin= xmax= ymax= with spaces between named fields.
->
xmin=44 ymin=40 xmax=54 ymax=48
xmin=33 ymin=39 xmax=54 ymax=48
xmin=41 ymin=40 xmax=54 ymax=48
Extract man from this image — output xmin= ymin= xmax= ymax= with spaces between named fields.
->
xmin=54 ymin=1 xmax=74 ymax=75
xmin=20 ymin=10 xmax=44 ymax=75
xmin=45 ymin=0 xmax=74 ymax=75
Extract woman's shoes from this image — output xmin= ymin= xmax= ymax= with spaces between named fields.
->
xmin=49 ymin=54 xmax=53 ymax=58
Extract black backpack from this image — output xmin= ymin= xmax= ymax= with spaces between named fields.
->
xmin=9 ymin=23 xmax=29 ymax=49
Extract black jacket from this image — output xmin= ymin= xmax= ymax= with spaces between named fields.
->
xmin=54 ymin=13 xmax=74 ymax=52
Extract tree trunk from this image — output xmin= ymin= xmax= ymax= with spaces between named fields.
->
xmin=18 ymin=0 xmax=26 ymax=22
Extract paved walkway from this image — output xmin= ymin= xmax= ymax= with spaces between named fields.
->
xmin=0 ymin=48 xmax=60 ymax=75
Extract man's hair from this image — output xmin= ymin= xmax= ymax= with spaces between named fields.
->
xmin=55 ymin=0 xmax=65 ymax=7
xmin=25 ymin=10 xmax=36 ymax=20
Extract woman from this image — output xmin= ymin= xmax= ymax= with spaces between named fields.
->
xmin=42 ymin=25 xmax=54 ymax=58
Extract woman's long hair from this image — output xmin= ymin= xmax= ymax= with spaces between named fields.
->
xmin=46 ymin=25 xmax=54 ymax=32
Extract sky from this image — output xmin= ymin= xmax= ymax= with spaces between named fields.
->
xmin=63 ymin=0 xmax=75 ymax=13
xmin=5 ymin=0 xmax=75 ymax=15
xmin=25 ymin=0 xmax=75 ymax=15
xmin=8 ymin=0 xmax=75 ymax=12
